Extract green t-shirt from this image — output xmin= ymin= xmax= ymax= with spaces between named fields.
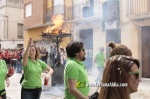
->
xmin=0 ymin=60 xmax=7 ymax=95
xmin=95 ymin=52 xmax=105 ymax=67
xmin=64 ymin=58 xmax=90 ymax=99
xmin=21 ymin=58 xmax=47 ymax=89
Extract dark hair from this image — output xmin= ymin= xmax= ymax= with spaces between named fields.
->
xmin=66 ymin=41 xmax=83 ymax=58
xmin=108 ymin=42 xmax=132 ymax=57
xmin=99 ymin=55 xmax=140 ymax=99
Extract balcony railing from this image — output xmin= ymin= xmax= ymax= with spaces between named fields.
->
xmin=0 ymin=0 xmax=23 ymax=8
xmin=72 ymin=0 xmax=102 ymax=20
xmin=45 ymin=5 xmax=72 ymax=23
xmin=127 ymin=0 xmax=150 ymax=15
xmin=45 ymin=0 xmax=102 ymax=23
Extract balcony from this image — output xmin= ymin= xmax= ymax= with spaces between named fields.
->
xmin=72 ymin=0 xmax=102 ymax=20
xmin=0 ymin=0 xmax=24 ymax=8
xmin=126 ymin=0 xmax=150 ymax=19
xmin=45 ymin=5 xmax=72 ymax=23
xmin=44 ymin=0 xmax=102 ymax=23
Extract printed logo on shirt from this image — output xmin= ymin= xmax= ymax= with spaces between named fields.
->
xmin=76 ymin=81 xmax=86 ymax=88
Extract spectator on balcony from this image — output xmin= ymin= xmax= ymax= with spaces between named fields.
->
xmin=21 ymin=38 xmax=53 ymax=99
xmin=64 ymin=41 xmax=89 ymax=99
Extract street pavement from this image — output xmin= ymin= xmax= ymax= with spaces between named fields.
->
xmin=5 ymin=71 xmax=150 ymax=99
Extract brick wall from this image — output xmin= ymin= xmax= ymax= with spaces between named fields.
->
xmin=24 ymin=0 xmax=47 ymax=28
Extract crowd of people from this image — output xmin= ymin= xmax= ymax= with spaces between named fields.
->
xmin=0 ymin=38 xmax=54 ymax=99
xmin=38 ymin=45 xmax=67 ymax=68
xmin=0 ymin=40 xmax=141 ymax=99
xmin=0 ymin=48 xmax=24 ymax=73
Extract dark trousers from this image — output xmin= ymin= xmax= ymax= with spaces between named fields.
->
xmin=0 ymin=94 xmax=6 ymax=99
xmin=0 ymin=89 xmax=6 ymax=99
xmin=21 ymin=88 xmax=42 ymax=99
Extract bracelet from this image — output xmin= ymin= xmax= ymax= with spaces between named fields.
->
xmin=7 ymin=74 xmax=11 ymax=77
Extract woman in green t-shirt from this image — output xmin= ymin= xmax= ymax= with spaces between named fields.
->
xmin=21 ymin=38 xmax=54 ymax=99
xmin=0 ymin=59 xmax=13 ymax=99
xmin=98 ymin=42 xmax=140 ymax=99
xmin=99 ymin=55 xmax=141 ymax=99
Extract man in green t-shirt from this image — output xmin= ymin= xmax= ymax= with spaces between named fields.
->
xmin=94 ymin=47 xmax=105 ymax=81
xmin=64 ymin=41 xmax=90 ymax=99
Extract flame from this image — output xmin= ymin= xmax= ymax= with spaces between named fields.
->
xmin=44 ymin=14 xmax=64 ymax=34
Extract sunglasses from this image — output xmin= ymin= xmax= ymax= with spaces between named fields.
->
xmin=128 ymin=71 xmax=140 ymax=79
xmin=82 ymin=49 xmax=85 ymax=52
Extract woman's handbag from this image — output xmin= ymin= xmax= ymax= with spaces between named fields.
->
xmin=20 ymin=74 xmax=24 ymax=84
xmin=89 ymin=86 xmax=99 ymax=99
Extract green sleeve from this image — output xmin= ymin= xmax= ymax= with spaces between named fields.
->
xmin=2 ymin=60 xmax=7 ymax=74
xmin=66 ymin=63 xmax=79 ymax=80
xmin=38 ymin=60 xmax=47 ymax=70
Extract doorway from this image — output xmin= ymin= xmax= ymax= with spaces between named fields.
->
xmin=142 ymin=26 xmax=150 ymax=78
xmin=79 ymin=29 xmax=93 ymax=70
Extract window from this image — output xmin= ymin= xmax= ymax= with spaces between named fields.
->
xmin=54 ymin=0 xmax=64 ymax=6
xmin=17 ymin=44 xmax=23 ymax=48
xmin=14 ymin=0 xmax=20 ymax=6
xmin=7 ymin=0 xmax=13 ymax=5
xmin=25 ymin=3 xmax=32 ymax=17
xmin=53 ymin=0 xmax=64 ymax=14
xmin=17 ymin=23 xmax=23 ymax=39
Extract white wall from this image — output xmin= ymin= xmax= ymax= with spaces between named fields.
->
xmin=0 ymin=39 xmax=24 ymax=49
xmin=120 ymin=0 xmax=130 ymax=23
xmin=0 ymin=0 xmax=6 ymax=7
xmin=0 ymin=6 xmax=24 ymax=39
xmin=5 ymin=7 xmax=24 ymax=39
xmin=0 ymin=16 xmax=5 ymax=38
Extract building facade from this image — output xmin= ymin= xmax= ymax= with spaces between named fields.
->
xmin=120 ymin=0 xmax=150 ymax=78
xmin=23 ymin=0 xmax=72 ymax=50
xmin=23 ymin=0 xmax=150 ymax=78
xmin=0 ymin=0 xmax=24 ymax=49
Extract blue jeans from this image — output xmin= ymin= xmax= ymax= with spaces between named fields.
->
xmin=21 ymin=88 xmax=41 ymax=99
xmin=16 ymin=60 xmax=22 ymax=73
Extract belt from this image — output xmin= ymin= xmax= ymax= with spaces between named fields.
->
xmin=0 ymin=89 xmax=6 ymax=95
xmin=22 ymin=87 xmax=42 ymax=92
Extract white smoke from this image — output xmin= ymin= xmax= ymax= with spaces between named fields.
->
xmin=41 ymin=84 xmax=64 ymax=99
